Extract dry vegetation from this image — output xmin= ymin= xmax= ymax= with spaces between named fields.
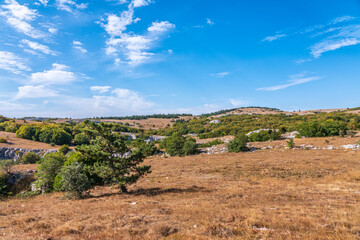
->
xmin=1 ymin=147 xmax=360 ymax=239
xmin=0 ymin=131 xmax=60 ymax=150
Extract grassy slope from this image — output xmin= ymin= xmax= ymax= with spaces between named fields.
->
xmin=1 ymin=147 xmax=360 ymax=239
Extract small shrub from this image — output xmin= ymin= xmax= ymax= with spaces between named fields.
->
xmin=35 ymin=152 xmax=66 ymax=192
xmin=183 ymin=140 xmax=198 ymax=156
xmin=0 ymin=160 xmax=15 ymax=174
xmin=59 ymin=145 xmax=70 ymax=155
xmin=0 ymin=137 xmax=8 ymax=143
xmin=198 ymin=139 xmax=223 ymax=148
xmin=347 ymin=130 xmax=356 ymax=138
xmin=50 ymin=143 xmax=56 ymax=147
xmin=58 ymin=162 xmax=92 ymax=199
xmin=0 ymin=172 xmax=8 ymax=196
xmin=286 ymin=138 xmax=295 ymax=149
xmin=20 ymin=152 xmax=41 ymax=164
xmin=228 ymin=134 xmax=248 ymax=153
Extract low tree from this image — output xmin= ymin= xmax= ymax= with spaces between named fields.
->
xmin=228 ymin=134 xmax=248 ymax=153
xmin=20 ymin=152 xmax=41 ymax=164
xmin=35 ymin=152 xmax=66 ymax=192
xmin=76 ymin=120 xmax=151 ymax=193
xmin=58 ymin=162 xmax=91 ymax=199
xmin=160 ymin=133 xmax=198 ymax=156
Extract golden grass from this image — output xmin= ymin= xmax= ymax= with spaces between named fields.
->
xmin=1 ymin=149 xmax=360 ymax=239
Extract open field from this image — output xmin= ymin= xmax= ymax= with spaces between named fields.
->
xmin=1 ymin=148 xmax=360 ymax=239
xmin=0 ymin=131 xmax=59 ymax=150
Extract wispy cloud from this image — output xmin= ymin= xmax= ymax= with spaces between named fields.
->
xmin=55 ymin=0 xmax=88 ymax=13
xmin=330 ymin=16 xmax=356 ymax=25
xmin=90 ymin=86 xmax=111 ymax=93
xmin=262 ymin=34 xmax=287 ymax=42
xmin=310 ymin=38 xmax=360 ymax=58
xmin=72 ymin=40 xmax=87 ymax=53
xmin=15 ymin=85 xmax=58 ymax=99
xmin=230 ymin=99 xmax=244 ymax=107
xmin=257 ymin=73 xmax=321 ymax=91
xmin=210 ymin=72 xmax=230 ymax=78
xmin=20 ymin=39 xmax=57 ymax=55
xmin=0 ymin=51 xmax=31 ymax=74
xmin=0 ymin=0 xmax=46 ymax=38
xmin=206 ymin=18 xmax=214 ymax=25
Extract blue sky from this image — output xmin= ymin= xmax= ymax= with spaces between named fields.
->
xmin=1 ymin=0 xmax=360 ymax=117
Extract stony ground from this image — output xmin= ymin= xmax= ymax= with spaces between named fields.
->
xmin=1 ymin=148 xmax=360 ymax=239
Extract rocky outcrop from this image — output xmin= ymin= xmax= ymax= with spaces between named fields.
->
xmin=0 ymin=147 xmax=57 ymax=161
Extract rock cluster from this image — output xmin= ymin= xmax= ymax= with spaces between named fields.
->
xmin=0 ymin=147 xmax=57 ymax=161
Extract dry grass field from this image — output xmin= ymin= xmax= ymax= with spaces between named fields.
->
xmin=1 ymin=147 xmax=360 ymax=239
xmin=0 ymin=131 xmax=59 ymax=150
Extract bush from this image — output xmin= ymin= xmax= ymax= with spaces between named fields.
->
xmin=297 ymin=120 xmax=348 ymax=137
xmin=20 ymin=152 xmax=41 ymax=164
xmin=247 ymin=130 xmax=281 ymax=142
xmin=0 ymin=172 xmax=8 ymax=196
xmin=35 ymin=152 xmax=66 ymax=192
xmin=0 ymin=160 xmax=15 ymax=174
xmin=0 ymin=137 xmax=7 ymax=143
xmin=57 ymin=162 xmax=91 ymax=199
xmin=59 ymin=145 xmax=70 ymax=155
xmin=183 ymin=140 xmax=198 ymax=156
xmin=160 ymin=133 xmax=198 ymax=156
xmin=286 ymin=138 xmax=295 ymax=149
xmin=74 ymin=133 xmax=90 ymax=145
xmin=228 ymin=134 xmax=248 ymax=153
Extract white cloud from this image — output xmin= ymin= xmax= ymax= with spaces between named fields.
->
xmin=30 ymin=63 xmax=78 ymax=85
xmin=257 ymin=74 xmax=321 ymax=91
xmin=331 ymin=16 xmax=356 ymax=25
xmin=131 ymin=0 xmax=151 ymax=8
xmin=230 ymin=99 xmax=244 ymax=107
xmin=262 ymin=34 xmax=287 ymax=42
xmin=101 ymin=0 xmax=174 ymax=65
xmin=0 ymin=0 xmax=45 ymax=38
xmin=310 ymin=38 xmax=360 ymax=58
xmin=72 ymin=40 xmax=87 ymax=53
xmin=55 ymin=0 xmax=88 ymax=13
xmin=90 ymin=86 xmax=111 ymax=93
xmin=211 ymin=72 xmax=230 ymax=78
xmin=0 ymin=51 xmax=31 ymax=74
xmin=102 ymin=11 xmax=134 ymax=37
xmin=148 ymin=21 xmax=175 ymax=32
xmin=20 ymin=39 xmax=57 ymax=55
xmin=15 ymin=85 xmax=58 ymax=99
xmin=48 ymin=28 xmax=57 ymax=34
xmin=39 ymin=0 xmax=49 ymax=6
xmin=206 ymin=18 xmax=214 ymax=25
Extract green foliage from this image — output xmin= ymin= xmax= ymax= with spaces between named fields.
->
xmin=16 ymin=124 xmax=72 ymax=145
xmin=0 ymin=121 xmax=21 ymax=133
xmin=228 ymin=134 xmax=248 ymax=153
xmin=75 ymin=120 xmax=151 ymax=192
xmin=297 ymin=120 xmax=348 ymax=137
xmin=0 ymin=172 xmax=8 ymax=196
xmin=286 ymin=138 xmax=295 ymax=149
xmin=20 ymin=152 xmax=41 ymax=164
xmin=35 ymin=152 xmax=66 ymax=192
xmin=59 ymin=145 xmax=70 ymax=155
xmin=0 ymin=160 xmax=15 ymax=174
xmin=160 ymin=133 xmax=198 ymax=156
xmin=247 ymin=130 xmax=281 ymax=142
xmin=57 ymin=162 xmax=91 ymax=199
xmin=97 ymin=113 xmax=192 ymax=120
xmin=131 ymin=140 xmax=158 ymax=157
xmin=74 ymin=133 xmax=90 ymax=145
xmin=198 ymin=139 xmax=224 ymax=148
xmin=0 ymin=137 xmax=7 ymax=143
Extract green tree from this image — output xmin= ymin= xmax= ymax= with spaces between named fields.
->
xmin=74 ymin=133 xmax=90 ymax=145
xmin=35 ymin=152 xmax=66 ymax=192
xmin=20 ymin=152 xmax=41 ymax=164
xmin=228 ymin=134 xmax=248 ymax=153
xmin=58 ymin=162 xmax=92 ymax=199
xmin=76 ymin=120 xmax=151 ymax=193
